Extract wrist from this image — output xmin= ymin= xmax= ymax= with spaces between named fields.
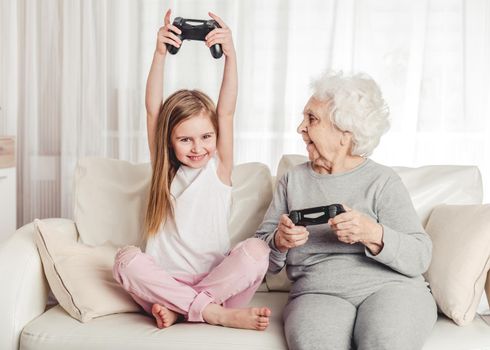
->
xmin=224 ymin=48 xmax=237 ymax=60
xmin=274 ymin=231 xmax=288 ymax=253
xmin=154 ymin=48 xmax=166 ymax=59
xmin=366 ymin=224 xmax=384 ymax=255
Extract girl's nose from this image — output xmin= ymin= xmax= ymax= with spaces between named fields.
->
xmin=191 ymin=141 xmax=202 ymax=153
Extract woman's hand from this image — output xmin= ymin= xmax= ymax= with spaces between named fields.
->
xmin=328 ymin=205 xmax=384 ymax=255
xmin=205 ymin=12 xmax=236 ymax=58
xmin=156 ymin=9 xmax=182 ymax=55
xmin=274 ymin=214 xmax=310 ymax=253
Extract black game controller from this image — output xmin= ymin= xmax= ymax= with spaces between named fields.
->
xmin=166 ymin=17 xmax=223 ymax=59
xmin=289 ymin=204 xmax=346 ymax=226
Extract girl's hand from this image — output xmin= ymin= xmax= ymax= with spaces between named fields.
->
xmin=205 ymin=12 xmax=236 ymax=58
xmin=156 ymin=9 xmax=182 ymax=55
xmin=274 ymin=214 xmax=310 ymax=253
xmin=328 ymin=205 xmax=384 ymax=255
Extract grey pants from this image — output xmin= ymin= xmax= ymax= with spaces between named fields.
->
xmin=283 ymin=283 xmax=437 ymax=350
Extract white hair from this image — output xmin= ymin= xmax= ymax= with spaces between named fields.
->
xmin=311 ymin=71 xmax=390 ymax=156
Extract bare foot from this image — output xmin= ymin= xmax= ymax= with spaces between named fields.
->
xmin=151 ymin=303 xmax=179 ymax=329
xmin=202 ymin=304 xmax=272 ymax=331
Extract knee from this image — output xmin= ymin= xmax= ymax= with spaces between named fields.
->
xmin=240 ymin=238 xmax=270 ymax=262
xmin=113 ymin=245 xmax=142 ymax=283
xmin=356 ymin=320 xmax=426 ymax=350
xmin=357 ymin=331 xmax=404 ymax=350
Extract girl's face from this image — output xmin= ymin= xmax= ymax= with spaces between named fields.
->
xmin=171 ymin=112 xmax=217 ymax=168
xmin=297 ymin=96 xmax=344 ymax=162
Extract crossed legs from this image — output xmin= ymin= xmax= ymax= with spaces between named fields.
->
xmin=113 ymin=238 xmax=271 ymax=330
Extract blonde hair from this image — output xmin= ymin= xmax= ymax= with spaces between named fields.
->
xmin=144 ymin=89 xmax=218 ymax=238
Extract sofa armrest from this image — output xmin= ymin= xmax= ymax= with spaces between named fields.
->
xmin=0 ymin=218 xmax=77 ymax=350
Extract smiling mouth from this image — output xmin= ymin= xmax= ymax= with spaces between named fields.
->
xmin=188 ymin=154 xmax=207 ymax=161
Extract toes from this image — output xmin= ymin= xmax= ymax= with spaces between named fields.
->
xmin=258 ymin=316 xmax=269 ymax=323
xmin=152 ymin=304 xmax=161 ymax=314
xmin=259 ymin=307 xmax=272 ymax=317
xmin=256 ymin=323 xmax=269 ymax=331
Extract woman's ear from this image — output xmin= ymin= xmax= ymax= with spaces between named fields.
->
xmin=340 ymin=131 xmax=352 ymax=146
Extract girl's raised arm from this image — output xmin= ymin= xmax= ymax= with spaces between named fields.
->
xmin=145 ymin=9 xmax=181 ymax=165
xmin=206 ymin=13 xmax=238 ymax=185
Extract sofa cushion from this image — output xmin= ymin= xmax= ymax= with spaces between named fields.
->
xmin=21 ymin=292 xmax=289 ymax=350
xmin=424 ymin=204 xmax=490 ymax=326
xmin=34 ymin=219 xmax=139 ymax=323
xmin=20 ymin=291 xmax=490 ymax=350
xmin=73 ymin=158 xmax=272 ymax=248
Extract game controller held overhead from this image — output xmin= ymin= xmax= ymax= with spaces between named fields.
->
xmin=166 ymin=17 xmax=223 ymax=58
xmin=289 ymin=204 xmax=346 ymax=227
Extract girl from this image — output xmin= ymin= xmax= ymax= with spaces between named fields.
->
xmin=113 ymin=10 xmax=272 ymax=331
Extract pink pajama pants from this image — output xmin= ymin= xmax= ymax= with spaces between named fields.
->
xmin=113 ymin=237 xmax=270 ymax=322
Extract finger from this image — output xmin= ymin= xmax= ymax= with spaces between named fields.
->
xmin=205 ymin=28 xmax=227 ymax=40
xmin=331 ymin=221 xmax=354 ymax=231
xmin=284 ymin=231 xmax=309 ymax=244
xmin=161 ymin=38 xmax=180 ymax=48
xmin=292 ymin=237 xmax=309 ymax=247
xmin=279 ymin=226 xmax=299 ymax=237
xmin=281 ymin=224 xmax=308 ymax=236
xmin=329 ymin=212 xmax=354 ymax=225
xmin=208 ymin=11 xmax=227 ymax=28
xmin=280 ymin=214 xmax=295 ymax=229
xmin=164 ymin=9 xmax=171 ymax=25
xmin=206 ymin=37 xmax=225 ymax=47
xmin=160 ymin=31 xmax=181 ymax=46
xmin=284 ymin=231 xmax=308 ymax=242
xmin=168 ymin=23 xmax=182 ymax=35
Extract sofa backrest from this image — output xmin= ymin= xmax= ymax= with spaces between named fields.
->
xmin=72 ymin=155 xmax=482 ymax=248
xmin=277 ymin=155 xmax=483 ymax=227
xmin=73 ymin=157 xmax=272 ymax=247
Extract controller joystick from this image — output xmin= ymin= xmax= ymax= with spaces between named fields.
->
xmin=166 ymin=17 xmax=223 ymax=58
xmin=288 ymin=204 xmax=346 ymax=227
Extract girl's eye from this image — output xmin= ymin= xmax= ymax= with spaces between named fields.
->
xmin=203 ymin=134 xmax=212 ymax=139
xmin=181 ymin=138 xmax=190 ymax=142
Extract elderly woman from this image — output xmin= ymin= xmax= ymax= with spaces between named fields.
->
xmin=255 ymin=72 xmax=437 ymax=350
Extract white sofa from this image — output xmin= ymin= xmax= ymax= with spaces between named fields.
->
xmin=1 ymin=155 xmax=490 ymax=350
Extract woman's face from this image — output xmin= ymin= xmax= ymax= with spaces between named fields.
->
xmin=297 ymin=96 xmax=344 ymax=162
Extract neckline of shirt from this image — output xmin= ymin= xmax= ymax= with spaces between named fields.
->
xmin=307 ymin=157 xmax=371 ymax=179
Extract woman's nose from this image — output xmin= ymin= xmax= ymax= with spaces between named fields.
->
xmin=297 ymin=120 xmax=307 ymax=134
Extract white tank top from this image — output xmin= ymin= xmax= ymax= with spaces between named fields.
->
xmin=145 ymin=157 xmax=232 ymax=277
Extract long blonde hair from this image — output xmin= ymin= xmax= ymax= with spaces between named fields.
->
xmin=144 ymin=89 xmax=218 ymax=238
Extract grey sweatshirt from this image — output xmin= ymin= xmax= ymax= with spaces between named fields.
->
xmin=255 ymin=159 xmax=432 ymax=299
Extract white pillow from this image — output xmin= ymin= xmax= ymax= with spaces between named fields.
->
xmin=73 ymin=157 xmax=272 ymax=248
xmin=392 ymin=165 xmax=483 ymax=226
xmin=424 ymin=204 xmax=490 ymax=325
xmin=74 ymin=157 xmax=151 ymax=246
xmin=229 ymin=162 xmax=273 ymax=246
xmin=34 ymin=219 xmax=140 ymax=322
